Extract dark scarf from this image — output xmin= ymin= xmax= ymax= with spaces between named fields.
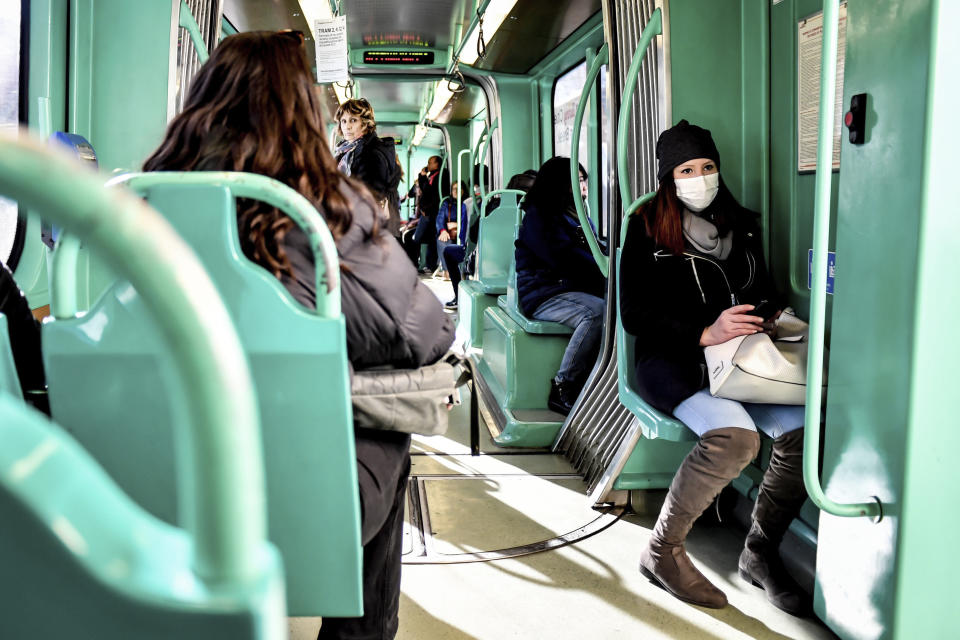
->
xmin=335 ymin=136 xmax=365 ymax=176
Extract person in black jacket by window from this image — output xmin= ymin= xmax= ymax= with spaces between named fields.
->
xmin=334 ymin=98 xmax=403 ymax=237
xmin=619 ymin=120 xmax=808 ymax=616
xmin=0 ymin=259 xmax=46 ymax=411
xmin=144 ymin=32 xmax=453 ymax=639
xmin=515 ymin=157 xmax=604 ymax=415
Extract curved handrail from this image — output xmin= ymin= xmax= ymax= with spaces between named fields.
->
xmin=456 ymin=148 xmax=473 ymax=245
xmin=105 ymin=172 xmax=342 ymax=319
xmin=570 ymin=42 xmax=610 ymax=277
xmin=616 ymin=9 xmax=663 ymax=210
xmin=480 ymin=188 xmax=527 ymax=217
xmin=179 ymin=0 xmax=210 ymax=63
xmin=477 ymin=118 xmax=499 ymax=203
xmin=803 ymin=0 xmax=881 ymax=520
xmin=438 ymin=152 xmax=448 ymax=200
xmin=619 ymin=191 xmax=657 ymax=245
xmin=0 ymin=133 xmax=266 ymax=583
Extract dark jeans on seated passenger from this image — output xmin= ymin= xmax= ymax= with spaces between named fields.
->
xmin=531 ymin=291 xmax=605 ymax=387
xmin=441 ymin=244 xmax=466 ymax=300
xmin=412 ymin=215 xmax=438 ymax=270
xmin=317 ymin=428 xmax=410 ymax=640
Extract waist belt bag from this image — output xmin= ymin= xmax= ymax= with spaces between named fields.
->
xmin=703 ymin=311 xmax=826 ymax=405
xmin=351 ymin=353 xmax=473 ymax=436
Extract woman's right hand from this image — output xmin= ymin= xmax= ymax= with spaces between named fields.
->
xmin=438 ymin=229 xmax=450 ymax=242
xmin=700 ymin=304 xmax=764 ymax=346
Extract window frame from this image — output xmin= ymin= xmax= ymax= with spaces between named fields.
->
xmin=3 ymin=0 xmax=30 ymax=270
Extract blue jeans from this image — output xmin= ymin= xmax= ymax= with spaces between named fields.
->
xmin=531 ymin=291 xmax=605 ymax=385
xmin=673 ymin=389 xmax=805 ymax=438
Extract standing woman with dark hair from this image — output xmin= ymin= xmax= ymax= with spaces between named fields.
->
xmin=334 ymin=97 xmax=404 ymax=237
xmin=144 ymin=31 xmax=453 ymax=639
xmin=620 ymin=120 xmax=808 ymax=615
xmin=514 ymin=156 xmax=605 ymax=415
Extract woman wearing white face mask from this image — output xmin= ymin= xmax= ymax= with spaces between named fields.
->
xmin=619 ymin=120 xmax=809 ymax=616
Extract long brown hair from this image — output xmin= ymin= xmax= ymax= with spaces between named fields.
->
xmin=144 ymin=31 xmax=370 ymax=277
xmin=637 ymin=174 xmax=735 ymax=255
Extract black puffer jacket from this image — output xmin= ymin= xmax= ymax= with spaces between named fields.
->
xmin=279 ymin=180 xmax=454 ymax=370
xmin=619 ymin=207 xmax=781 ymax=414
xmin=0 ymin=260 xmax=45 ymax=397
xmin=343 ymin=132 xmax=403 ymax=236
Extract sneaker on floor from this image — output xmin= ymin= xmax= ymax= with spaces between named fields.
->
xmin=444 ymin=299 xmax=459 ymax=309
xmin=547 ymin=378 xmax=577 ymax=416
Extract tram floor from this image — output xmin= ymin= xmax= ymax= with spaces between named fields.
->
xmin=289 ymin=276 xmax=838 ymax=640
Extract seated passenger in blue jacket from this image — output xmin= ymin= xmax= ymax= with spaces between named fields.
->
xmin=514 ymin=156 xmax=605 ymax=415
xmin=436 ymin=181 xmax=469 ymax=286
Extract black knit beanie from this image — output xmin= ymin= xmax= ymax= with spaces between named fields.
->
xmin=656 ymin=119 xmax=720 ymax=183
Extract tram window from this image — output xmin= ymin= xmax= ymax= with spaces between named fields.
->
xmin=553 ymin=60 xmax=610 ymax=240
xmin=0 ymin=2 xmax=22 ymax=266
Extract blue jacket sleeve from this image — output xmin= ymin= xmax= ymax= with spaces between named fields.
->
xmin=436 ymin=200 xmax=450 ymax=233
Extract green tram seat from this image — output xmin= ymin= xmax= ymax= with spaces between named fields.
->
xmin=474 ymin=205 xmax=572 ymax=447
xmin=0 ymin=392 xmax=284 ymax=639
xmin=457 ymin=192 xmax=524 ymax=350
xmin=43 ymin=179 xmax=363 ymax=617
xmin=0 ymin=314 xmax=22 ymax=399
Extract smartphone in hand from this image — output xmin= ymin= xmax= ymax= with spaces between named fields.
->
xmin=751 ymin=299 xmax=778 ymax=321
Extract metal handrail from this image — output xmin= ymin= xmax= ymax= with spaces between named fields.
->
xmin=477 ymin=118 xmax=499 ymax=203
xmin=106 ymin=171 xmax=342 ymax=318
xmin=447 ymin=0 xmax=494 ymax=73
xmin=179 ymin=0 xmax=209 ymax=64
xmin=456 ymin=148 xmax=473 ymax=245
xmin=469 ymin=127 xmax=487 ymax=203
xmin=570 ymin=42 xmax=610 ymax=276
xmin=0 ymin=133 xmax=266 ymax=584
xmin=616 ymin=8 xmax=662 ymax=210
xmin=804 ymin=0 xmax=882 ymax=520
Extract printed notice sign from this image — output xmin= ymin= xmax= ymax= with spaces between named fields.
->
xmin=313 ymin=16 xmax=349 ymax=83
xmin=797 ymin=3 xmax=847 ymax=172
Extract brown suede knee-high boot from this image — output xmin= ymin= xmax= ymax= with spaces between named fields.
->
xmin=738 ymin=428 xmax=810 ymax=616
xmin=640 ymin=427 xmax=761 ymax=608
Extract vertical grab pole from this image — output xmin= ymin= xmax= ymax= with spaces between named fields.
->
xmin=477 ymin=119 xmax=499 ymax=204
xmin=456 ymin=148 xmax=473 ymax=246
xmin=804 ymin=0 xmax=881 ymax=519
xmin=470 ymin=124 xmax=488 ymax=208
xmin=570 ymin=43 xmax=610 ymax=276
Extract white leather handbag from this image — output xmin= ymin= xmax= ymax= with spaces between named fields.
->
xmin=703 ymin=310 xmax=824 ymax=405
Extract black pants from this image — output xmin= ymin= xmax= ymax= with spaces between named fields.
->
xmin=318 ymin=429 xmax=411 ymax=640
xmin=411 ymin=216 xmax=438 ymax=271
xmin=441 ymin=244 xmax=466 ymax=301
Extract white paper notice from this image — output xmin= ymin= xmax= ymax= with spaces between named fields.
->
xmin=314 ymin=16 xmax=349 ymax=84
xmin=797 ymin=3 xmax=847 ymax=172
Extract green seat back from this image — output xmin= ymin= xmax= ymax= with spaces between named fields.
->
xmin=615 ymin=227 xmax=695 ymax=441
xmin=500 ymin=207 xmax=574 ymax=335
xmin=475 ymin=194 xmax=521 ymax=294
xmin=0 ymin=392 xmax=283 ymax=639
xmin=0 ymin=314 xmax=21 ymax=399
xmin=44 ymin=183 xmax=362 ymax=616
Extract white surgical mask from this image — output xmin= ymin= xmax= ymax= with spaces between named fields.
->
xmin=675 ymin=173 xmax=719 ymax=212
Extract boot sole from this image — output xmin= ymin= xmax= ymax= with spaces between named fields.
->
xmin=738 ymin=567 xmax=809 ymax=617
xmin=639 ymin=565 xmax=727 ymax=609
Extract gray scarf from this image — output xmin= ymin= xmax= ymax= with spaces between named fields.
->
xmin=682 ymin=209 xmax=733 ymax=259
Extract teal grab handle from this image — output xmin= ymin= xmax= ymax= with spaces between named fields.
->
xmin=107 ymin=172 xmax=342 ymax=319
xmin=0 ymin=133 xmax=266 ymax=585
xmin=619 ymin=191 xmax=657 ymax=245
xmin=438 ymin=153 xmax=448 ymax=200
xmin=616 ymin=9 xmax=662 ymax=208
xmin=179 ymin=0 xmax=210 ymax=64
xmin=470 ymin=125 xmax=488 ymax=205
xmin=571 ymin=42 xmax=610 ymax=277
xmin=456 ymin=149 xmax=473 ymax=245
xmin=50 ymin=234 xmax=81 ymax=319
xmin=803 ymin=1 xmax=881 ymax=520
xmin=481 ymin=188 xmax=526 ymax=217
xmin=448 ymin=0 xmax=493 ymax=72
xmin=478 ymin=119 xmax=499 ymax=203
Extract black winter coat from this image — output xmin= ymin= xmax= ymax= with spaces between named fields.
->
xmin=0 ymin=260 xmax=45 ymax=397
xmin=515 ymin=204 xmax=606 ymax=316
xmin=342 ymin=132 xmax=403 ymax=236
xmin=619 ymin=208 xmax=781 ymax=414
xmin=279 ymin=180 xmax=454 ymax=370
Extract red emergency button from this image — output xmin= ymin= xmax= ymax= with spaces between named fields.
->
xmin=844 ymin=111 xmax=854 ymax=127
xmin=845 ymin=93 xmax=867 ymax=144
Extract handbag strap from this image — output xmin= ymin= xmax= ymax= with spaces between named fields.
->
xmin=443 ymin=352 xmax=481 ymax=456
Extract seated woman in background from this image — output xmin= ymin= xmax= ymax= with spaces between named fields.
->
xmin=143 ymin=31 xmax=454 ymax=639
xmin=514 ymin=157 xmax=605 ymax=415
xmin=334 ymin=97 xmax=403 ymax=237
xmin=435 ymin=181 xmax=468 ymax=301
xmin=619 ymin=120 xmax=808 ymax=616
